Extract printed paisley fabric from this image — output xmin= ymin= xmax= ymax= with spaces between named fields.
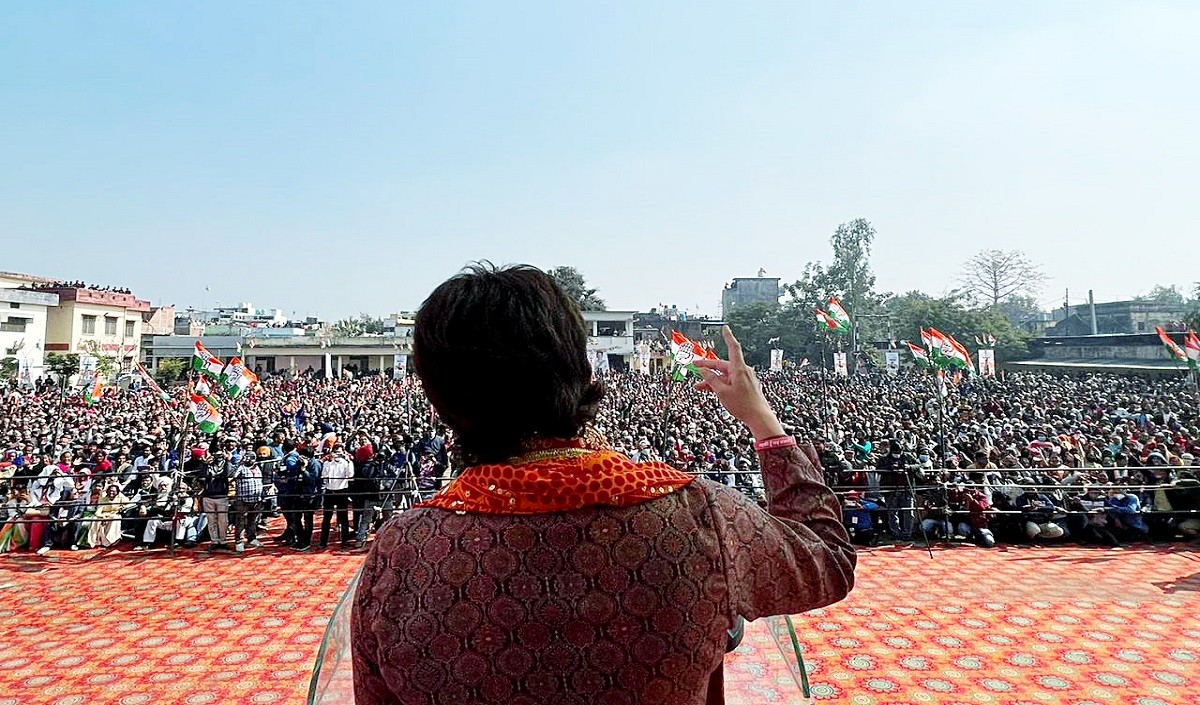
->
xmin=416 ymin=441 xmax=697 ymax=515
xmin=352 ymin=443 xmax=856 ymax=705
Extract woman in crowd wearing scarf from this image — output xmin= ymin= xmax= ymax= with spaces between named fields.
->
xmin=351 ymin=264 xmax=856 ymax=705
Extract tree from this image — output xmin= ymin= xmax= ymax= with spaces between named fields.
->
xmin=1136 ymin=284 xmax=1186 ymax=304
xmin=332 ymin=313 xmax=388 ymax=336
xmin=548 ymin=266 xmax=606 ymax=310
xmin=156 ymin=358 xmax=187 ymax=385
xmin=884 ymin=290 xmax=1029 ymax=361
xmin=958 ymin=249 xmax=1045 ymax=307
xmin=723 ymin=301 xmax=816 ymax=368
xmin=0 ymin=357 xmax=17 ymax=380
xmin=783 ymin=219 xmax=888 ymax=352
xmin=45 ymin=352 xmax=80 ymax=388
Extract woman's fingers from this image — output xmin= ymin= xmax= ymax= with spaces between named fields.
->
xmin=722 ymin=326 xmax=745 ymax=367
xmin=692 ymin=358 xmax=731 ymax=375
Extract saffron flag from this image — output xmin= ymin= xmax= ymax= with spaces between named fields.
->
xmin=827 ymin=298 xmax=851 ymax=332
xmin=219 ymin=356 xmax=258 ymax=399
xmin=84 ymin=379 xmax=103 ymax=405
xmin=668 ymin=330 xmax=715 ymax=381
xmin=191 ymin=341 xmax=225 ymax=379
xmin=1156 ymin=326 xmax=1188 ymax=362
xmin=904 ymin=341 xmax=931 ymax=367
xmin=187 ymin=394 xmax=223 ymax=435
xmin=1186 ymin=331 xmax=1200 ymax=368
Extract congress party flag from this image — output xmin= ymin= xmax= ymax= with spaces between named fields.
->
xmin=668 ymin=330 xmax=715 ymax=381
xmin=191 ymin=341 xmax=225 ymax=379
xmin=815 ymin=308 xmax=841 ymax=332
xmin=1156 ymin=326 xmax=1188 ymax=362
xmin=187 ymin=394 xmax=223 ymax=435
xmin=83 ymin=379 xmax=104 ymax=405
xmin=904 ymin=341 xmax=931 ymax=368
xmin=134 ymin=362 xmax=173 ymax=403
xmin=827 ymin=298 xmax=851 ymax=332
xmin=1186 ymin=331 xmax=1200 ymax=369
xmin=219 ymin=356 xmax=258 ymax=399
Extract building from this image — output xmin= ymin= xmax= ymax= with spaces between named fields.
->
xmin=1047 ymin=298 xmax=1189 ymax=336
xmin=721 ymin=275 xmax=780 ymax=316
xmin=42 ymin=285 xmax=150 ymax=371
xmin=583 ymin=311 xmax=636 ymax=371
xmin=1011 ymin=333 xmax=1190 ymax=377
xmin=141 ymin=305 xmax=176 ymax=336
xmin=0 ymin=287 xmax=60 ymax=384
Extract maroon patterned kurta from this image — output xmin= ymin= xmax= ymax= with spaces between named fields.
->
xmin=351 ymin=444 xmax=856 ymax=704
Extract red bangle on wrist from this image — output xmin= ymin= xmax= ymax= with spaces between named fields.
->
xmin=754 ymin=435 xmax=797 ymax=452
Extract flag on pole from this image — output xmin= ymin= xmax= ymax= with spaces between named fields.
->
xmin=187 ymin=394 xmax=223 ymax=435
xmin=936 ymin=370 xmax=949 ymax=398
xmin=134 ymin=362 xmax=173 ymax=403
xmin=1156 ymin=326 xmax=1188 ymax=362
xmin=928 ymin=327 xmax=970 ymax=370
xmin=904 ymin=341 xmax=931 ymax=367
xmin=668 ymin=330 xmax=715 ymax=381
xmin=827 ymin=298 xmax=851 ymax=334
xmin=815 ymin=309 xmax=841 ymax=332
xmin=193 ymin=377 xmax=220 ymax=407
xmin=1185 ymin=331 xmax=1200 ymax=368
xmin=920 ymin=328 xmax=935 ymax=351
xmin=191 ymin=341 xmax=225 ymax=379
xmin=84 ymin=379 xmax=104 ymax=405
xmin=219 ymin=356 xmax=258 ymax=399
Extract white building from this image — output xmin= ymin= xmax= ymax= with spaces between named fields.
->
xmin=583 ymin=310 xmax=636 ymax=371
xmin=0 ymin=287 xmax=60 ymax=385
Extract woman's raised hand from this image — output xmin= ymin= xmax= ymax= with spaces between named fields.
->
xmin=692 ymin=326 xmax=786 ymax=442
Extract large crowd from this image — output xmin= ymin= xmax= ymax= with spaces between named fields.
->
xmin=2 ymin=366 xmax=1199 ymax=555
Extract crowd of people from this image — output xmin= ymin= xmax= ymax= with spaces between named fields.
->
xmin=2 ymin=366 xmax=1199 ymax=555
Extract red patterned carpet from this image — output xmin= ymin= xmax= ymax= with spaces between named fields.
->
xmin=3 ymin=542 xmax=1199 ymax=704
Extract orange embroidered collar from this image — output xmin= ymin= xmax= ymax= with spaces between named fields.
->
xmin=416 ymin=438 xmax=695 ymax=515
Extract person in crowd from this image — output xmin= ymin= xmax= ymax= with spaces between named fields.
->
xmin=841 ymin=489 xmax=879 ymax=546
xmin=319 ymin=443 xmax=354 ymax=549
xmin=1015 ymin=485 xmax=1067 ymax=541
xmin=87 ymin=483 xmax=130 ymax=548
xmin=200 ymin=449 xmax=232 ymax=552
xmin=231 ymin=451 xmax=264 ymax=552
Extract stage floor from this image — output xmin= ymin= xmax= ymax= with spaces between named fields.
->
xmin=3 ymin=541 xmax=1198 ymax=704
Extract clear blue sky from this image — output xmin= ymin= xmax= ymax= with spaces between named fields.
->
xmin=2 ymin=2 xmax=1196 ymax=319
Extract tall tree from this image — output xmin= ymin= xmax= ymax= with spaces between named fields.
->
xmin=548 ymin=266 xmax=606 ymax=310
xmin=958 ymin=249 xmax=1045 ymax=307
xmin=827 ymin=218 xmax=877 ymax=320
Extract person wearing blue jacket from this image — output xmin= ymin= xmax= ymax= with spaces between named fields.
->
xmin=1106 ymin=490 xmax=1148 ymax=540
xmin=842 ymin=490 xmax=880 ymax=546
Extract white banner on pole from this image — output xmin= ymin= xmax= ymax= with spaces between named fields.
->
xmin=833 ymin=352 xmax=848 ymax=377
xmin=78 ymin=355 xmax=98 ymax=387
xmin=769 ymin=349 xmax=784 ymax=372
xmin=884 ymin=351 xmax=900 ymax=375
xmin=323 ymin=353 xmax=332 ymax=380
xmin=393 ymin=354 xmax=407 ymax=380
xmin=978 ymin=348 xmax=996 ymax=377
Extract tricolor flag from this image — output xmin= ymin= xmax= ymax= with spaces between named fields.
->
xmin=904 ymin=340 xmax=931 ymax=368
xmin=187 ymin=394 xmax=223 ymax=435
xmin=193 ymin=377 xmax=219 ymax=407
xmin=134 ymin=362 xmax=173 ymax=404
xmin=84 ymin=379 xmax=104 ymax=405
xmin=1156 ymin=326 xmax=1188 ymax=362
xmin=815 ymin=308 xmax=841 ymax=332
xmin=191 ymin=341 xmax=225 ymax=379
xmin=827 ymin=298 xmax=851 ymax=332
xmin=219 ymin=356 xmax=258 ymax=399
xmin=928 ymin=327 xmax=971 ymax=371
xmin=1186 ymin=331 xmax=1200 ymax=369
xmin=920 ymin=328 xmax=935 ymax=351
xmin=668 ymin=330 xmax=716 ymax=381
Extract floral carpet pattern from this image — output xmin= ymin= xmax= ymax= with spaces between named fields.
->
xmin=2 ymin=542 xmax=1198 ymax=704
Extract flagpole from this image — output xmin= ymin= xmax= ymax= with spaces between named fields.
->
xmin=168 ymin=370 xmax=195 ymax=556
xmin=817 ymin=331 xmax=832 ymax=441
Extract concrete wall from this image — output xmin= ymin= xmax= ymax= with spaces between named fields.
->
xmin=46 ymin=300 xmax=143 ymax=361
